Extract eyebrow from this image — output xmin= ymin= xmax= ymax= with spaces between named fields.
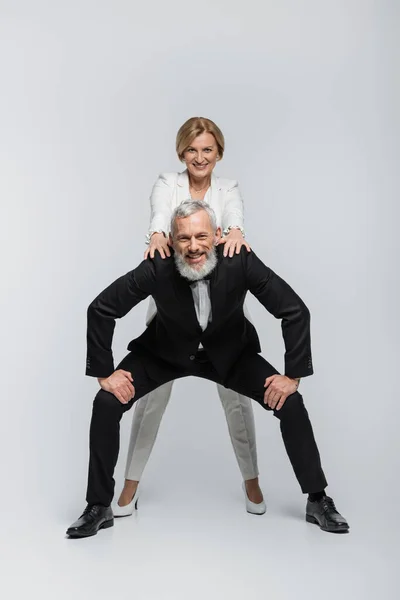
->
xmin=177 ymin=231 xmax=210 ymax=239
xmin=187 ymin=145 xmax=214 ymax=150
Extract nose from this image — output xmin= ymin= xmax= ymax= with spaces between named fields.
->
xmin=188 ymin=236 xmax=200 ymax=252
xmin=195 ymin=151 xmax=204 ymax=164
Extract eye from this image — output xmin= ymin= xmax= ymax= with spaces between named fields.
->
xmin=204 ymin=148 xmax=212 ymax=153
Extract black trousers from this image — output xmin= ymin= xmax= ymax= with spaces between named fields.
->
xmin=86 ymin=349 xmax=327 ymax=506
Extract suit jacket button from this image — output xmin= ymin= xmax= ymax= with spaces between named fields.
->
xmin=189 ymin=355 xmax=195 ymax=360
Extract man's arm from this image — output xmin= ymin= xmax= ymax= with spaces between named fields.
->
xmin=86 ymin=259 xmax=156 ymax=378
xmin=243 ymin=249 xmax=313 ymax=379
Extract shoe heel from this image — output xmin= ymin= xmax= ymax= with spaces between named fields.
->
xmin=306 ymin=514 xmax=318 ymax=525
xmin=101 ymin=518 xmax=114 ymax=530
xmin=135 ymin=499 xmax=139 ymax=510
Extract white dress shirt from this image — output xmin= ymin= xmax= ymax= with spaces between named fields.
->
xmin=190 ymin=280 xmax=212 ymax=347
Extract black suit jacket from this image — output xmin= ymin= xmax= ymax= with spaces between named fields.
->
xmin=85 ymin=246 xmax=313 ymax=382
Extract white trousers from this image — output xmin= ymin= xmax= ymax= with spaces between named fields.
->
xmin=124 ymin=298 xmax=259 ymax=482
xmin=124 ymin=380 xmax=259 ymax=481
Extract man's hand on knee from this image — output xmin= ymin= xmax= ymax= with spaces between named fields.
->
xmin=264 ymin=375 xmax=299 ymax=411
xmin=98 ymin=370 xmax=135 ymax=404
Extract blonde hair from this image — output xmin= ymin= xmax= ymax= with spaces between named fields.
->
xmin=176 ymin=117 xmax=225 ymax=161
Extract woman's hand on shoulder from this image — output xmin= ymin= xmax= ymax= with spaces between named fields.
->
xmin=144 ymin=232 xmax=171 ymax=259
xmin=218 ymin=228 xmax=251 ymax=258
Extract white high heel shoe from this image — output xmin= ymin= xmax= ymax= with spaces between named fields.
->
xmin=112 ymin=487 xmax=140 ymax=518
xmin=242 ymin=482 xmax=266 ymax=515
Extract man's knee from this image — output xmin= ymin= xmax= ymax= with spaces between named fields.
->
xmin=277 ymin=391 xmax=307 ymax=419
xmin=93 ymin=389 xmax=122 ymax=414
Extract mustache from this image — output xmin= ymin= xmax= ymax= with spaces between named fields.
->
xmin=185 ymin=250 xmax=205 ymax=257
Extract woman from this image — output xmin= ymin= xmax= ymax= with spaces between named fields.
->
xmin=114 ymin=117 xmax=266 ymax=516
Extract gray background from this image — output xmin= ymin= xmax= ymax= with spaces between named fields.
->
xmin=1 ymin=1 xmax=399 ymax=599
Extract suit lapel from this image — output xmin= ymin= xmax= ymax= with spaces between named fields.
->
xmin=209 ymin=172 xmax=219 ymax=204
xmin=171 ymin=265 xmax=201 ymax=332
xmin=203 ymin=249 xmax=226 ymax=337
xmin=177 ymin=170 xmax=190 ymax=204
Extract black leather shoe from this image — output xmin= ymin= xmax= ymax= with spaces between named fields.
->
xmin=306 ymin=496 xmax=349 ymax=533
xmin=66 ymin=504 xmax=114 ymax=538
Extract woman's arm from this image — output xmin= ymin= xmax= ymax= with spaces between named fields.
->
xmin=219 ymin=180 xmax=250 ymax=257
xmin=145 ymin=173 xmax=175 ymax=243
xmin=221 ymin=180 xmax=245 ymax=235
xmin=145 ymin=173 xmax=175 ymax=259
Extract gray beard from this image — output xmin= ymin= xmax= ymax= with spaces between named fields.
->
xmin=174 ymin=247 xmax=217 ymax=282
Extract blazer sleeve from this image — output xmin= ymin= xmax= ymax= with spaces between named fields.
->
xmin=86 ymin=260 xmax=156 ymax=378
xmin=221 ymin=180 xmax=245 ymax=234
xmin=146 ymin=173 xmax=176 ymax=243
xmin=243 ymin=249 xmax=314 ymax=379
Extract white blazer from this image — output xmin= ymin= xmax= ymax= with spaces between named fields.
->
xmin=145 ymin=170 xmax=245 ymax=242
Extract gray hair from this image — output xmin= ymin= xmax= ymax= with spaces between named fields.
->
xmin=170 ymin=200 xmax=217 ymax=237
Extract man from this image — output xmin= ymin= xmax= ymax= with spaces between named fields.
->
xmin=67 ymin=200 xmax=349 ymax=538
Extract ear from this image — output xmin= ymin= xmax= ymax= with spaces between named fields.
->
xmin=214 ymin=227 xmax=222 ymax=245
xmin=168 ymin=233 xmax=174 ymax=247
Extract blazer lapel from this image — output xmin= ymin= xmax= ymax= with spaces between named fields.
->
xmin=177 ymin=170 xmax=190 ymax=205
xmin=208 ymin=173 xmax=222 ymax=226
xmin=203 ymin=251 xmax=226 ymax=337
xmin=171 ymin=266 xmax=201 ymax=333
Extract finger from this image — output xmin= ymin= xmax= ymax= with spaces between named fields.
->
xmin=119 ymin=384 xmax=132 ymax=402
xmin=150 ymin=247 xmax=155 ymax=259
xmin=116 ymin=387 xmax=128 ymax=403
xmin=235 ymin=242 xmax=242 ymax=254
xmin=244 ymin=242 xmax=251 ymax=252
xmin=122 ymin=384 xmax=133 ymax=400
xmin=269 ymin=392 xmax=281 ymax=410
xmin=159 ymin=247 xmax=166 ymax=259
xmin=165 ymin=246 xmax=171 ymax=257
xmin=265 ymin=387 xmax=274 ymax=404
xmin=223 ymin=241 xmax=230 ymax=257
xmin=264 ymin=389 xmax=275 ymax=406
xmin=114 ymin=391 xmax=128 ymax=405
xmin=267 ymin=391 xmax=279 ymax=409
xmin=144 ymin=248 xmax=150 ymax=259
xmin=275 ymin=394 xmax=288 ymax=411
xmin=275 ymin=393 xmax=284 ymax=410
xmin=217 ymin=237 xmax=226 ymax=245
xmin=121 ymin=370 xmax=133 ymax=382
xmin=229 ymin=243 xmax=235 ymax=258
xmin=264 ymin=375 xmax=276 ymax=387
xmin=125 ymin=382 xmax=134 ymax=396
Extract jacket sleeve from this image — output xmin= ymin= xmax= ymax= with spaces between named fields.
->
xmin=221 ymin=180 xmax=245 ymax=234
xmin=146 ymin=173 xmax=175 ymax=243
xmin=86 ymin=260 xmax=156 ymax=378
xmin=243 ymin=249 xmax=314 ymax=378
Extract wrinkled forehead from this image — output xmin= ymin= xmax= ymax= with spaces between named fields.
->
xmin=173 ymin=211 xmax=214 ymax=236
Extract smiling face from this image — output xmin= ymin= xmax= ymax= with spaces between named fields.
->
xmin=171 ymin=209 xmax=221 ymax=280
xmin=182 ymin=132 xmax=220 ymax=181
